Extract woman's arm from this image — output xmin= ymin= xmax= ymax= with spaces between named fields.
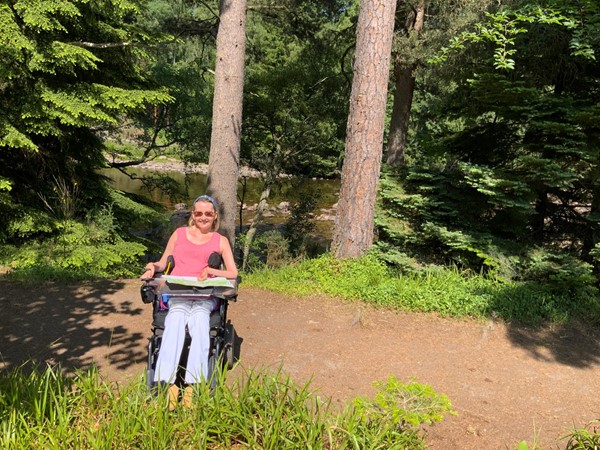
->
xmin=140 ymin=231 xmax=178 ymax=278
xmin=201 ymin=235 xmax=238 ymax=280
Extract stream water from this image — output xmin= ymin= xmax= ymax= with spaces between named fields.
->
xmin=104 ymin=168 xmax=340 ymax=239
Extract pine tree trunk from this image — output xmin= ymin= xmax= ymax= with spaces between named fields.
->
xmin=332 ymin=0 xmax=397 ymax=258
xmin=207 ymin=0 xmax=247 ymax=248
xmin=386 ymin=65 xmax=415 ymax=166
xmin=386 ymin=1 xmax=425 ymax=167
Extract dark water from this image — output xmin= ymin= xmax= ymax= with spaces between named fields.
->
xmin=104 ymin=168 xmax=339 ymax=232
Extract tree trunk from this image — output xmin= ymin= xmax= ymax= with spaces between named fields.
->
xmin=386 ymin=65 xmax=415 ymax=166
xmin=332 ymin=0 xmax=397 ymax=258
xmin=386 ymin=0 xmax=425 ymax=166
xmin=206 ymin=0 xmax=247 ymax=248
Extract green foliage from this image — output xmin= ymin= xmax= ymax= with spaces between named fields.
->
xmin=376 ymin=169 xmax=526 ymax=278
xmin=284 ymin=195 xmax=319 ymax=255
xmin=430 ymin=4 xmax=594 ymax=69
xmin=0 ymin=206 xmax=147 ymax=280
xmin=241 ymin=1 xmax=352 ymax=179
xmin=563 ymin=420 xmax=600 ymax=450
xmin=520 ymin=249 xmax=597 ymax=290
xmin=245 ymin=254 xmax=600 ymax=325
xmin=0 ymin=0 xmax=173 ymax=230
xmin=332 ymin=376 xmax=454 ymax=449
xmin=1 ymin=0 xmax=172 ymax=147
xmin=0 ymin=364 xmax=452 ymax=449
xmin=3 ymin=208 xmax=60 ymax=242
xmin=379 ymin=0 xmax=600 ymax=295
xmin=125 ymin=0 xmax=217 ymax=164
xmin=238 ymin=229 xmax=297 ymax=271
xmin=108 ymin=189 xmax=166 ymax=232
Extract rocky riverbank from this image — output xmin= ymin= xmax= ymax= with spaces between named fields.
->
xmin=137 ymin=157 xmax=262 ymax=178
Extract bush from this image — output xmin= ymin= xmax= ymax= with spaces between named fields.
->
xmin=332 ymin=376 xmax=454 ymax=449
xmin=0 ymin=206 xmax=147 ymax=280
xmin=284 ymin=195 xmax=319 ymax=256
xmin=520 ymin=249 xmax=597 ymax=291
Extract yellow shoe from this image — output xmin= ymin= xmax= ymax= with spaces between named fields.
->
xmin=167 ymin=384 xmax=179 ymax=411
xmin=182 ymin=386 xmax=193 ymax=409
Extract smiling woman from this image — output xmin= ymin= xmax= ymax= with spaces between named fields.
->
xmin=141 ymin=194 xmax=237 ymax=408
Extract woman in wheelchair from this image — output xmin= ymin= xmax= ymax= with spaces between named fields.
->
xmin=141 ymin=194 xmax=238 ymax=407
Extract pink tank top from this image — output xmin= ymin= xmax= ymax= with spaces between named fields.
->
xmin=170 ymin=227 xmax=222 ymax=277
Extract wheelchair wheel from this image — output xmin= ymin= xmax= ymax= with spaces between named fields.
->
xmin=146 ymin=335 xmax=161 ymax=392
xmin=224 ymin=322 xmax=238 ymax=370
xmin=207 ymin=337 xmax=224 ymax=390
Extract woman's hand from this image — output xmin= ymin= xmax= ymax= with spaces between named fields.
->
xmin=197 ymin=267 xmax=209 ymax=281
xmin=141 ymin=263 xmax=155 ymax=279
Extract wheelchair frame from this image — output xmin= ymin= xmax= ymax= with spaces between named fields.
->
xmin=140 ymin=277 xmax=240 ymax=391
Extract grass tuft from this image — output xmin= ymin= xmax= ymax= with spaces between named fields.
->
xmin=0 ymin=363 xmax=453 ymax=449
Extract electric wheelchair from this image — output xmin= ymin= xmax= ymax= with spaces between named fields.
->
xmin=140 ymin=255 xmax=241 ymax=391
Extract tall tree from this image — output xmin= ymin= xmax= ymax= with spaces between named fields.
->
xmin=386 ymin=0 xmax=425 ymax=166
xmin=206 ymin=0 xmax=247 ymax=247
xmin=0 ymin=0 xmax=171 ymax=211
xmin=239 ymin=0 xmax=353 ymax=267
xmin=332 ymin=0 xmax=397 ymax=258
xmin=377 ymin=1 xmax=600 ymax=279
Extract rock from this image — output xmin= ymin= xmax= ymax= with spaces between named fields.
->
xmin=174 ymin=203 xmax=188 ymax=211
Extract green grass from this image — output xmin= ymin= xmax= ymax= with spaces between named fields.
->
xmin=562 ymin=420 xmax=600 ymax=449
xmin=244 ymin=254 xmax=600 ymax=325
xmin=0 ymin=364 xmax=453 ymax=449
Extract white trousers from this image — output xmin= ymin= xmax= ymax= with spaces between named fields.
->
xmin=153 ymin=297 xmax=216 ymax=385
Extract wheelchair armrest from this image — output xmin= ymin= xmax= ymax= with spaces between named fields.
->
xmin=215 ymin=275 xmax=241 ymax=301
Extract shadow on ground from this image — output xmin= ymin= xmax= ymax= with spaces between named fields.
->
xmin=487 ymin=283 xmax=600 ymax=369
xmin=505 ymin=323 xmax=600 ymax=368
xmin=0 ymin=278 xmax=146 ymax=374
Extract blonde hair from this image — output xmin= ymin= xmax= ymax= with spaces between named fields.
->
xmin=188 ymin=197 xmax=219 ymax=231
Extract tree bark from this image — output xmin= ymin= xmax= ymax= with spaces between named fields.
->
xmin=206 ymin=0 xmax=247 ymax=248
xmin=386 ymin=0 xmax=425 ymax=166
xmin=332 ymin=0 xmax=397 ymax=258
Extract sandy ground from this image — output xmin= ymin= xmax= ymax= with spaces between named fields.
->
xmin=1 ymin=279 xmax=599 ymax=449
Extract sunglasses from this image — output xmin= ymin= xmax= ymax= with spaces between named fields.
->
xmin=192 ymin=211 xmax=215 ymax=218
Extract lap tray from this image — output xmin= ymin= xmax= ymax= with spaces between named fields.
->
xmin=159 ymin=276 xmax=237 ymax=300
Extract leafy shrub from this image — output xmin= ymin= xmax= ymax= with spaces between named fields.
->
xmin=520 ymin=249 xmax=597 ymax=291
xmin=332 ymin=376 xmax=454 ymax=449
xmin=237 ymin=230 xmax=298 ymax=271
xmin=284 ymin=195 xmax=319 ymax=255
xmin=260 ymin=230 xmax=296 ymax=267
xmin=0 ymin=207 xmax=147 ymax=280
xmin=4 ymin=207 xmax=60 ymax=241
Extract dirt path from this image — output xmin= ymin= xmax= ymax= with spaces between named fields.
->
xmin=1 ymin=279 xmax=598 ymax=449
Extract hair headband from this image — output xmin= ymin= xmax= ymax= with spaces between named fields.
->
xmin=194 ymin=194 xmax=218 ymax=210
